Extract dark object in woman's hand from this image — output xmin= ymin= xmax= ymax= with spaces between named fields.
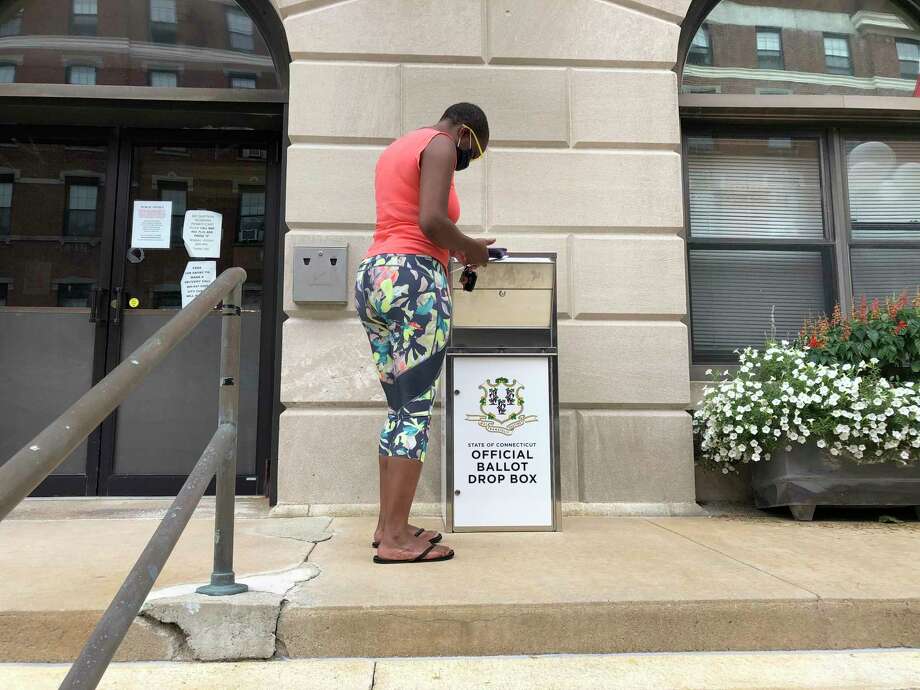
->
xmin=488 ymin=247 xmax=508 ymax=260
xmin=460 ymin=267 xmax=477 ymax=292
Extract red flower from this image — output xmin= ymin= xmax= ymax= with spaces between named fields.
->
xmin=808 ymin=335 xmax=825 ymax=348
xmin=894 ymin=320 xmax=908 ymax=335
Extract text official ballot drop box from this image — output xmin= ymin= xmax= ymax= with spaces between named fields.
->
xmin=443 ymin=254 xmax=561 ymax=532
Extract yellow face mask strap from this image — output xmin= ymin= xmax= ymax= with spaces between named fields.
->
xmin=462 ymin=124 xmax=484 ymax=158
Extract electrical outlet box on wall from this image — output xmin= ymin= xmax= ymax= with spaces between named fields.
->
xmin=292 ymin=245 xmax=348 ymax=303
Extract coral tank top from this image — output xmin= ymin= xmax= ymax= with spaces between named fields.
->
xmin=366 ymin=128 xmax=460 ymax=270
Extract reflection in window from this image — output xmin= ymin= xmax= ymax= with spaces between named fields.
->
xmin=65 ymin=179 xmax=99 ymax=236
xmin=71 ymin=0 xmax=98 ymax=36
xmin=152 ymin=286 xmax=181 ymax=309
xmin=149 ymin=70 xmax=179 ymax=87
xmin=0 ymin=177 xmax=11 ymax=234
xmin=898 ymin=39 xmax=920 ymax=80
xmin=824 ymin=34 xmax=852 ymax=75
xmin=240 ymin=147 xmax=267 ymax=161
xmin=158 ymin=182 xmax=187 ymax=246
xmin=0 ymin=0 xmax=280 ymax=91
xmin=846 ymin=138 xmax=920 ymax=301
xmin=67 ymin=65 xmax=96 ymax=85
xmin=238 ymin=188 xmax=265 ymax=243
xmin=0 ymin=8 xmax=22 ymax=36
xmin=226 ymin=7 xmax=254 ymax=52
xmin=688 ymin=25 xmax=713 ymax=66
xmin=686 ymin=136 xmax=830 ymax=359
xmin=0 ymin=283 xmax=7 ymax=306
xmin=56 ymin=281 xmax=93 ymax=308
xmin=150 ymin=0 xmax=177 ymax=43
xmin=682 ymin=0 xmax=920 ymax=97
xmin=0 ymin=63 xmax=13 ymax=83
xmin=230 ymin=73 xmax=257 ymax=89
xmin=756 ymin=28 xmax=783 ymax=70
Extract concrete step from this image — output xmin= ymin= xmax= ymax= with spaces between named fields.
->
xmin=276 ymin=515 xmax=920 ymax=658
xmin=1 ymin=504 xmax=919 ymax=662
xmin=2 ymin=650 xmax=920 ymax=690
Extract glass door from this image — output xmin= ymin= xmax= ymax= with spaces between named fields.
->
xmin=98 ymin=132 xmax=277 ymax=495
xmin=0 ymin=128 xmax=118 ymax=495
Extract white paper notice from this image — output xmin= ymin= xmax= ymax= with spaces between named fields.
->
xmin=182 ymin=210 xmax=223 ymax=258
xmin=131 ymin=200 xmax=172 ymax=249
xmin=181 ymin=261 xmax=217 ymax=308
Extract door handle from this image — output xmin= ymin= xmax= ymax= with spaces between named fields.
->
xmin=111 ymin=287 xmax=123 ymax=325
xmin=88 ymin=287 xmax=109 ymax=324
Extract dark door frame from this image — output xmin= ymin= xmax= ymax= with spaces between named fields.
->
xmin=98 ymin=126 xmax=282 ymax=497
xmin=1 ymin=113 xmax=283 ymax=498
xmin=0 ymin=125 xmax=121 ymax=496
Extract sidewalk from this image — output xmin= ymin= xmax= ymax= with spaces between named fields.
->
xmin=2 ymin=649 xmax=920 ymax=690
xmin=1 ymin=499 xmax=919 ymax=662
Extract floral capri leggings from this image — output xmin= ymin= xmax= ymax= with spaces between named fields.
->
xmin=355 ymin=254 xmax=451 ymax=462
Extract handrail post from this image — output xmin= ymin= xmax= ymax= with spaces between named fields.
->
xmin=197 ymin=283 xmax=247 ymax=597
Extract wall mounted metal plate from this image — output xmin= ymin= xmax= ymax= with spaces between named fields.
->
xmin=292 ymin=245 xmax=348 ymax=303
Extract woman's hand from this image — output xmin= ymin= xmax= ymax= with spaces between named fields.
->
xmin=462 ymin=237 xmax=495 ymax=267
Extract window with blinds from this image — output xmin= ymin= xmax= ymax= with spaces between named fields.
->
xmin=846 ymin=137 xmax=920 ymax=300
xmin=686 ymin=135 xmax=830 ymax=361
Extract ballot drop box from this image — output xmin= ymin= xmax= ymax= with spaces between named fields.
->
xmin=443 ymin=253 xmax=560 ymax=532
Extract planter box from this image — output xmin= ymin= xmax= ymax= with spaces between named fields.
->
xmin=750 ymin=442 xmax=920 ymax=521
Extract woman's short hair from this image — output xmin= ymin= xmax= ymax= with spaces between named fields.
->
xmin=441 ymin=103 xmax=489 ymax=145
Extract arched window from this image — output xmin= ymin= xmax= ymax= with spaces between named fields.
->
xmin=682 ymin=0 xmax=920 ymax=96
xmin=0 ymin=0 xmax=281 ymax=92
xmin=680 ymin=0 xmax=920 ymax=366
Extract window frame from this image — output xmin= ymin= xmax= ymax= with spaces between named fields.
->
xmin=70 ymin=0 xmax=98 ymax=36
xmin=226 ymin=6 xmax=255 ymax=52
xmin=66 ymin=64 xmax=97 ymax=86
xmin=683 ymin=120 xmax=920 ymax=373
xmin=0 ymin=173 xmax=12 ymax=235
xmin=149 ymin=0 xmax=178 ymax=44
xmin=755 ymin=26 xmax=784 ymax=70
xmin=823 ymin=32 xmax=854 ymax=76
xmin=678 ymin=0 xmax=920 ymax=379
xmin=63 ymin=176 xmax=101 ymax=237
xmin=897 ymin=38 xmax=920 ymax=80
xmin=683 ymin=124 xmax=838 ymax=367
xmin=229 ymin=72 xmax=258 ymax=89
xmin=687 ymin=24 xmax=714 ymax=67
xmin=837 ymin=127 xmax=920 ymax=307
xmin=148 ymin=69 xmax=179 ymax=88
xmin=236 ymin=185 xmax=265 ymax=243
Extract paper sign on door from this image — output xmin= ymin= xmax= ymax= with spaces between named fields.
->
xmin=182 ymin=210 xmax=223 ymax=258
xmin=181 ymin=261 xmax=217 ymax=308
xmin=131 ymin=200 xmax=172 ymax=249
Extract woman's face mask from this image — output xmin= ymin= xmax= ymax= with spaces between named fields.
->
xmin=455 ymin=124 xmax=483 ymax=172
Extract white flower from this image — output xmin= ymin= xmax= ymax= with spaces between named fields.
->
xmin=816 ymin=439 xmax=827 ymax=448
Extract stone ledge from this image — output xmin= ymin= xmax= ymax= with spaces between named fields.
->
xmin=278 ymin=598 xmax=920 ymax=658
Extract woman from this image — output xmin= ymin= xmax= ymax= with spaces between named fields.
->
xmin=355 ymin=102 xmax=493 ymax=564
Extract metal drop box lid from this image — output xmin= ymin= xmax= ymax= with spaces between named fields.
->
xmin=450 ymin=255 xmax=556 ymax=333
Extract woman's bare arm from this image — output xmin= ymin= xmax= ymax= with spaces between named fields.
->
xmin=418 ymin=135 xmax=493 ymax=265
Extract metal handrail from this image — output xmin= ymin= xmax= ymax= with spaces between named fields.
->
xmin=0 ymin=267 xmax=250 ymax=690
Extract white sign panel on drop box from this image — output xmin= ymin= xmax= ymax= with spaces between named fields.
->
xmin=182 ymin=210 xmax=223 ymax=258
xmin=130 ymin=200 xmax=172 ymax=249
xmin=181 ymin=261 xmax=217 ymax=308
xmin=452 ymin=356 xmax=553 ymax=529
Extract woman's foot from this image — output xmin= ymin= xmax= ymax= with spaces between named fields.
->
xmin=373 ymin=524 xmax=439 ymax=547
xmin=375 ymin=532 xmax=453 ymax=563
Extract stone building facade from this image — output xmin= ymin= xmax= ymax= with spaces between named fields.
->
xmin=274 ymin=0 xmax=698 ymax=515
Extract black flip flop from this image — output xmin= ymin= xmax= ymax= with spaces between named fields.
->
xmin=373 ymin=543 xmax=454 ymax=564
xmin=371 ymin=528 xmax=442 ymax=549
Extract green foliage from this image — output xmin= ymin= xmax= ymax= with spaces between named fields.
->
xmin=797 ymin=292 xmax=920 ymax=383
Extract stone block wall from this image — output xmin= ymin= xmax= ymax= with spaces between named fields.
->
xmin=273 ymin=0 xmax=697 ymax=514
